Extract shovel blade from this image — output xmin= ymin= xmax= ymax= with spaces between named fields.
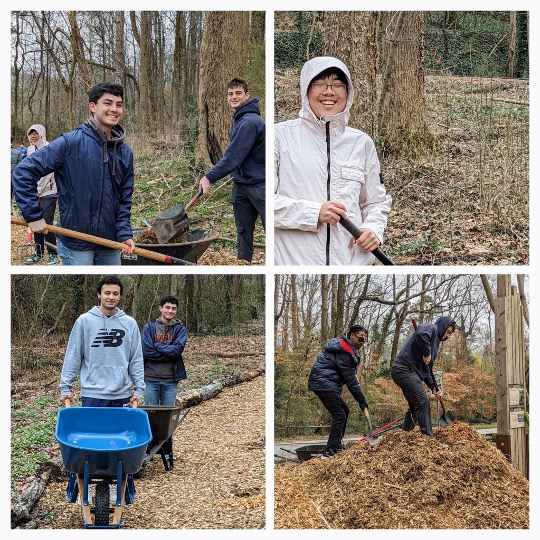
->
xmin=439 ymin=411 xmax=455 ymax=427
xmin=152 ymin=205 xmax=189 ymax=244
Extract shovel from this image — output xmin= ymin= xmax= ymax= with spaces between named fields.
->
xmin=411 ymin=317 xmax=454 ymax=426
xmin=339 ymin=217 xmax=395 ymax=266
xmin=152 ymin=188 xmax=203 ymax=244
xmin=355 ymin=416 xmax=404 ymax=444
xmin=364 ymin=407 xmax=377 ymax=445
xmin=11 ymin=217 xmax=194 ymax=266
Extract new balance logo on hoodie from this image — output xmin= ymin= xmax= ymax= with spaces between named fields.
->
xmin=91 ymin=329 xmax=126 ymax=347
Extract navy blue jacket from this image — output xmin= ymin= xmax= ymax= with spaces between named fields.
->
xmin=308 ymin=335 xmax=367 ymax=406
xmin=142 ymin=319 xmax=187 ymax=382
xmin=393 ymin=316 xmax=456 ymax=390
xmin=206 ymin=98 xmax=265 ymax=186
xmin=12 ymin=123 xmax=134 ymax=251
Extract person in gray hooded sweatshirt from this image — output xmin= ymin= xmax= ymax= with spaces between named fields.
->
xmin=12 ymin=83 xmax=135 ymax=265
xmin=60 ymin=275 xmax=145 ymax=407
xmin=23 ymin=124 xmax=58 ymax=265
xmin=391 ymin=316 xmax=456 ymax=436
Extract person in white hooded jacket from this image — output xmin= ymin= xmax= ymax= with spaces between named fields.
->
xmin=24 ymin=124 xmax=58 ymax=265
xmin=274 ymin=57 xmax=392 ymax=265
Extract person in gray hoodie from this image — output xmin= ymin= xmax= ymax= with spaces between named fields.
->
xmin=391 ymin=316 xmax=456 ymax=436
xmin=60 ymin=275 xmax=145 ymax=407
xmin=23 ymin=124 xmax=58 ymax=265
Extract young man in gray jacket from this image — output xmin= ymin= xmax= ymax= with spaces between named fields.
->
xmin=60 ymin=275 xmax=145 ymax=407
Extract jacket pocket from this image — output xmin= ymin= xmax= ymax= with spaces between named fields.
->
xmin=334 ymin=165 xmax=365 ymax=212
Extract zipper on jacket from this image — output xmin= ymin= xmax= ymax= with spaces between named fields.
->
xmin=325 ymin=121 xmax=331 ymax=266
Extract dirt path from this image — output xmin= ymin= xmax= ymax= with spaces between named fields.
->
xmin=34 ymin=376 xmax=265 ymax=529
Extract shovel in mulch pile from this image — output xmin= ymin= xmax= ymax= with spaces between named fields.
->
xmin=363 ymin=407 xmax=378 ymax=445
xmin=152 ymin=188 xmax=203 ymax=244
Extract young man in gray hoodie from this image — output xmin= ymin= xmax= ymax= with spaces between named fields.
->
xmin=60 ymin=275 xmax=145 ymax=407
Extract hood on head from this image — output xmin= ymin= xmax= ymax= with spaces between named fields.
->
xmin=299 ymin=56 xmax=354 ymax=122
xmin=27 ymin=124 xmax=47 ymax=147
xmin=435 ymin=316 xmax=456 ymax=340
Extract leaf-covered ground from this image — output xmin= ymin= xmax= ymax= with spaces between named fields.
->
xmin=275 ymin=71 xmax=529 ymax=265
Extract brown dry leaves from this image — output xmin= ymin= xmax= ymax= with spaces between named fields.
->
xmin=275 ymin=422 xmax=528 ymax=529
xmin=35 ymin=375 xmax=266 ymax=529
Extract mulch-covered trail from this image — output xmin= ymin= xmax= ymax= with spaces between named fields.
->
xmin=36 ymin=376 xmax=265 ymax=529
xmin=275 ymin=422 xmax=528 ymax=529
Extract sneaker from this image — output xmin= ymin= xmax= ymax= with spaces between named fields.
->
xmin=320 ymin=448 xmax=342 ymax=460
xmin=47 ymin=253 xmax=59 ymax=265
xmin=25 ymin=253 xmax=42 ymax=265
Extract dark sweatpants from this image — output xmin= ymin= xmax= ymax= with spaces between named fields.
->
xmin=232 ymin=182 xmax=265 ymax=261
xmin=34 ymin=195 xmax=57 ymax=256
xmin=314 ymin=390 xmax=350 ymax=452
xmin=391 ymin=364 xmax=433 ymax=436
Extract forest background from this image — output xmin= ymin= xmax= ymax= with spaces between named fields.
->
xmin=11 ymin=11 xmax=266 ymax=264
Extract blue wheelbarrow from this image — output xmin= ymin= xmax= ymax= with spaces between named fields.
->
xmin=55 ymin=404 xmax=152 ymax=529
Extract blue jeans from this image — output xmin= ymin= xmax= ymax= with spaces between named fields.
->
xmin=57 ymin=238 xmax=121 ymax=266
xmin=82 ymin=397 xmax=131 ymax=407
xmin=144 ymin=382 xmax=178 ymax=406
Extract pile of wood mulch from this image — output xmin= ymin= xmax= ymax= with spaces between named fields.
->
xmin=275 ymin=422 xmax=529 ymax=529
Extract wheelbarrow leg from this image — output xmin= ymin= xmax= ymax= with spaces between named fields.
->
xmin=160 ymin=436 xmax=174 ymax=471
xmin=77 ymin=464 xmax=93 ymax=526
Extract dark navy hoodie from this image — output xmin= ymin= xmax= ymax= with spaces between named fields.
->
xmin=206 ymin=98 xmax=265 ymax=186
xmin=392 ymin=316 xmax=456 ymax=390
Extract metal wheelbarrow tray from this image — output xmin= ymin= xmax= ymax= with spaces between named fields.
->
xmin=121 ymin=227 xmax=219 ymax=265
xmin=137 ymin=406 xmax=190 ymax=475
xmin=55 ymin=407 xmax=152 ymax=529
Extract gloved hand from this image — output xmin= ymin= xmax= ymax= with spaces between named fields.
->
xmin=360 ymin=402 xmax=368 ymax=413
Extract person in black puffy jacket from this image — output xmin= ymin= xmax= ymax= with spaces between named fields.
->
xmin=308 ymin=324 xmax=369 ymax=458
xmin=391 ymin=316 xmax=456 ymax=436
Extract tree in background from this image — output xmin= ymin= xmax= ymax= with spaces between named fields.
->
xmin=323 ymin=11 xmax=378 ymax=138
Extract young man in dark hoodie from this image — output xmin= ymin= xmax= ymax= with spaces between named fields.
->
xmin=391 ymin=316 xmax=456 ymax=437
xmin=12 ymin=82 xmax=135 ymax=265
xmin=198 ymin=77 xmax=265 ymax=262
xmin=308 ymin=324 xmax=369 ymax=458
xmin=142 ymin=295 xmax=188 ymax=407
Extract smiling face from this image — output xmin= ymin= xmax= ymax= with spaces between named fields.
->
xmin=308 ymin=73 xmax=348 ymax=118
xmin=227 ymin=86 xmax=250 ymax=111
xmin=98 ymin=284 xmax=121 ymax=315
xmin=89 ymin=92 xmax=124 ymax=135
xmin=350 ymin=330 xmax=367 ymax=349
xmin=28 ymin=130 xmax=40 ymax=145
xmin=159 ymin=302 xmax=178 ymax=323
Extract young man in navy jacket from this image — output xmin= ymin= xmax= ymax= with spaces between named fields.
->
xmin=198 ymin=77 xmax=265 ymax=262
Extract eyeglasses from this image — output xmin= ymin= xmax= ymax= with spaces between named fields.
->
xmin=352 ymin=334 xmax=366 ymax=343
xmin=310 ymin=82 xmax=347 ymax=94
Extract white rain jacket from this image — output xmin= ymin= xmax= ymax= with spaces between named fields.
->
xmin=274 ymin=57 xmax=392 ymax=265
xmin=27 ymin=124 xmax=57 ymax=198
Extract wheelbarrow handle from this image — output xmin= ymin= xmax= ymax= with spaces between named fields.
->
xmin=11 ymin=216 xmax=194 ymax=266
xmin=339 ymin=217 xmax=395 ymax=266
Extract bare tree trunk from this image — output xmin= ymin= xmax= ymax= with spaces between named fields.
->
xmin=68 ymin=12 xmax=93 ymax=91
xmin=320 ymin=275 xmax=329 ymax=344
xmin=131 ymin=11 xmax=153 ymax=132
xmin=195 ymin=11 xmax=248 ymax=169
xmin=378 ymin=11 xmax=432 ymax=157
xmin=507 ymin=12 xmax=517 ymax=77
xmin=171 ymin=11 xmax=186 ymax=133
xmin=323 ymin=11 xmax=378 ymax=138
xmin=115 ymin=12 xmax=126 ymax=88
xmin=480 ymin=274 xmax=497 ymax=313
xmin=291 ymin=275 xmax=298 ymax=350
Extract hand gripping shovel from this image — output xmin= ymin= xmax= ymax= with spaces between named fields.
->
xmin=411 ymin=317 xmax=454 ymax=426
xmin=339 ymin=217 xmax=395 ymax=266
xmin=11 ymin=217 xmax=194 ymax=265
xmin=152 ymin=188 xmax=203 ymax=244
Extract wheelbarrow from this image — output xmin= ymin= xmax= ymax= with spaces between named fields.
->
xmin=55 ymin=406 xmax=152 ymax=529
xmin=121 ymin=227 xmax=219 ymax=265
xmin=135 ymin=406 xmax=190 ymax=478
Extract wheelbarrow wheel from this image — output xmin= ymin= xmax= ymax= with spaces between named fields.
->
xmin=94 ymin=483 xmax=110 ymax=526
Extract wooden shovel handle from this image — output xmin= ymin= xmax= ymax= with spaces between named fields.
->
xmin=11 ymin=216 xmax=194 ymax=265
